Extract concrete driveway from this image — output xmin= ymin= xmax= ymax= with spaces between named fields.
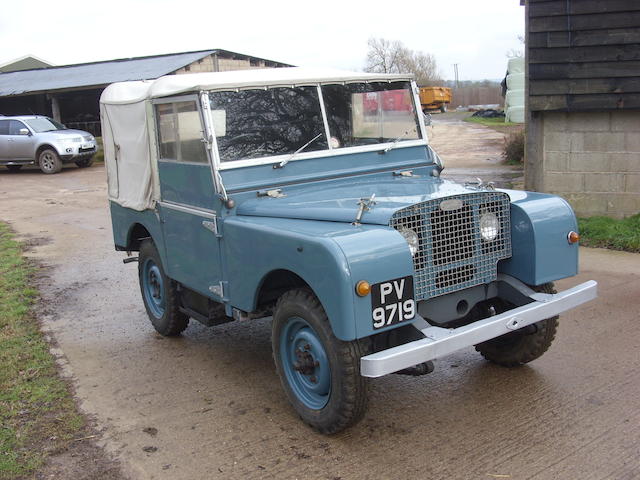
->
xmin=1 ymin=162 xmax=638 ymax=480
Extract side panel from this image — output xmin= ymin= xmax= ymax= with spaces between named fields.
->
xmin=223 ymin=216 xmax=414 ymax=341
xmin=498 ymin=191 xmax=579 ymax=285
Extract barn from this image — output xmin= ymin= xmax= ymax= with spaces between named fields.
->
xmin=524 ymin=0 xmax=640 ymax=218
xmin=0 ymin=49 xmax=291 ymax=136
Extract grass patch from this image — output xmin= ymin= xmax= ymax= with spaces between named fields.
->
xmin=578 ymin=214 xmax=640 ymax=253
xmin=0 ymin=222 xmax=84 ymax=478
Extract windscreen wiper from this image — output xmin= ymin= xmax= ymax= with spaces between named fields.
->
xmin=379 ymin=128 xmax=416 ymax=154
xmin=274 ymin=133 xmax=323 ymax=169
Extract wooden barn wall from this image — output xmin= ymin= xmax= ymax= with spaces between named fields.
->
xmin=527 ymin=0 xmax=640 ymax=111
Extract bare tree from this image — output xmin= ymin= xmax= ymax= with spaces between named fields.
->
xmin=364 ymin=37 xmax=442 ymax=86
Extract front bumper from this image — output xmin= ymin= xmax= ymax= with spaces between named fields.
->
xmin=360 ymin=280 xmax=597 ymax=377
xmin=59 ymin=144 xmax=96 ymax=161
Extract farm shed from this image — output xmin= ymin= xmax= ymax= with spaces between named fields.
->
xmin=524 ymin=0 xmax=640 ymax=218
xmin=0 ymin=49 xmax=291 ymax=136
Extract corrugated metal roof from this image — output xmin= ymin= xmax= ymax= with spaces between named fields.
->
xmin=0 ymin=50 xmax=216 ymax=96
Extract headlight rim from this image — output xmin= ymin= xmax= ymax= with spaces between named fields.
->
xmin=397 ymin=227 xmax=419 ymax=257
xmin=479 ymin=211 xmax=500 ymax=242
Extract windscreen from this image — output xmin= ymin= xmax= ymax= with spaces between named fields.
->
xmin=321 ymin=82 xmax=421 ymax=148
xmin=209 ymin=86 xmax=327 ymax=162
xmin=24 ymin=117 xmax=66 ymax=133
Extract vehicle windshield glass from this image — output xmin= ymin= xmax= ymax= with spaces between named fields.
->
xmin=23 ymin=117 xmax=66 ymax=133
xmin=209 ymin=86 xmax=327 ymax=163
xmin=321 ymin=82 xmax=421 ymax=148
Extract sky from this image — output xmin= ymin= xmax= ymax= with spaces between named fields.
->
xmin=0 ymin=0 xmax=524 ymax=81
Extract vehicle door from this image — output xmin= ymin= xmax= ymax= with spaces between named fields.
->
xmin=153 ymin=97 xmax=225 ymax=300
xmin=0 ymin=119 xmax=10 ymax=160
xmin=7 ymin=120 xmax=33 ymax=160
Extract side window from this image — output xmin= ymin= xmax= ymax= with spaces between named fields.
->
xmin=0 ymin=120 xmax=9 ymax=135
xmin=155 ymin=101 xmax=208 ymax=163
xmin=9 ymin=120 xmax=27 ymax=135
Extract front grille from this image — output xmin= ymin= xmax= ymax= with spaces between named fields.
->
xmin=390 ymin=192 xmax=511 ymax=300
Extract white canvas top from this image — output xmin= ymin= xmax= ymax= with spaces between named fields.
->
xmin=99 ymin=68 xmax=416 ymax=211
xmin=100 ymin=67 xmax=414 ymax=104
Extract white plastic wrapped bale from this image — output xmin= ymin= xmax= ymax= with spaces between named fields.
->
xmin=507 ymin=57 xmax=525 ymax=75
xmin=100 ymin=81 xmax=158 ymax=211
xmin=506 ymin=73 xmax=525 ymax=91
xmin=505 ymin=57 xmax=525 ymax=124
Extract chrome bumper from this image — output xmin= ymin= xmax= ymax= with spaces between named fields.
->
xmin=360 ymin=280 xmax=598 ymax=378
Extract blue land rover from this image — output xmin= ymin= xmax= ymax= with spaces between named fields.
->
xmin=100 ymin=68 xmax=597 ymax=434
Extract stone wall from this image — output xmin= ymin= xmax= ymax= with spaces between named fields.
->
xmin=527 ymin=110 xmax=640 ymax=218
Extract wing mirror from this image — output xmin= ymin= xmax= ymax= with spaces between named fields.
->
xmin=19 ymin=128 xmax=31 ymax=136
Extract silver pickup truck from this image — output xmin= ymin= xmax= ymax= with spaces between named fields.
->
xmin=0 ymin=115 xmax=96 ymax=173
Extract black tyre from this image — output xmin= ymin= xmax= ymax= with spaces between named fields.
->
xmin=38 ymin=149 xmax=62 ymax=174
xmin=75 ymin=156 xmax=94 ymax=168
xmin=6 ymin=165 xmax=22 ymax=172
xmin=138 ymin=240 xmax=189 ymax=336
xmin=272 ymin=289 xmax=369 ymax=434
xmin=475 ymin=283 xmax=559 ymax=367
xmin=440 ymin=104 xmax=448 ymax=113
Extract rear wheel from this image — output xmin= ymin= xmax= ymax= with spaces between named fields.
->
xmin=272 ymin=289 xmax=369 ymax=434
xmin=38 ymin=149 xmax=62 ymax=174
xmin=6 ymin=165 xmax=22 ymax=172
xmin=75 ymin=157 xmax=94 ymax=168
xmin=138 ymin=240 xmax=189 ymax=336
xmin=440 ymin=104 xmax=448 ymax=113
xmin=475 ymin=283 xmax=559 ymax=367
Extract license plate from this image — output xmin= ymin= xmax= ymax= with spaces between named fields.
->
xmin=81 ymin=144 xmax=94 ymax=149
xmin=371 ymin=276 xmax=416 ymax=329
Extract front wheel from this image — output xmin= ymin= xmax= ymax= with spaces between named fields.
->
xmin=138 ymin=240 xmax=189 ymax=336
xmin=475 ymin=283 xmax=559 ymax=367
xmin=38 ymin=149 xmax=62 ymax=174
xmin=272 ymin=289 xmax=369 ymax=434
xmin=440 ymin=104 xmax=448 ymax=113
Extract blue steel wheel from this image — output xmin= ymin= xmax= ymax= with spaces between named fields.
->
xmin=272 ymin=289 xmax=370 ymax=434
xmin=142 ymin=259 xmax=165 ymax=318
xmin=138 ymin=240 xmax=189 ymax=336
xmin=280 ymin=317 xmax=331 ymax=409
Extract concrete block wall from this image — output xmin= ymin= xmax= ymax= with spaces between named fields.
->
xmin=173 ymin=55 xmax=269 ymax=75
xmin=539 ymin=111 xmax=640 ymax=218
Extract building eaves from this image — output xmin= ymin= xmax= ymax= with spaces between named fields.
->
xmin=0 ymin=50 xmax=217 ymax=97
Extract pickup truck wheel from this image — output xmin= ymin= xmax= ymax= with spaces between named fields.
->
xmin=38 ymin=149 xmax=63 ymax=174
xmin=6 ymin=165 xmax=22 ymax=172
xmin=475 ymin=283 xmax=559 ymax=367
xmin=75 ymin=157 xmax=94 ymax=168
xmin=272 ymin=289 xmax=369 ymax=434
xmin=138 ymin=240 xmax=189 ymax=336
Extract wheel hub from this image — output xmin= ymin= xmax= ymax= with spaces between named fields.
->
xmin=293 ymin=344 xmax=320 ymax=377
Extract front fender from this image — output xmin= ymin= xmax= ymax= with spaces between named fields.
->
xmin=223 ymin=216 xmax=414 ymax=341
xmin=498 ymin=190 xmax=579 ymax=285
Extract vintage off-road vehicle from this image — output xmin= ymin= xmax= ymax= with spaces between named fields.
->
xmin=100 ymin=68 xmax=597 ymax=433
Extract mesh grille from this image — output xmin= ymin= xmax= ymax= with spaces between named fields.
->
xmin=390 ymin=192 xmax=512 ymax=300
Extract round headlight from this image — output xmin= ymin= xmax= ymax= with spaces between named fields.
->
xmin=480 ymin=212 xmax=499 ymax=241
xmin=398 ymin=227 xmax=419 ymax=257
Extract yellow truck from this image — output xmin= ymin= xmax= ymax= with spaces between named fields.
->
xmin=419 ymin=86 xmax=452 ymax=113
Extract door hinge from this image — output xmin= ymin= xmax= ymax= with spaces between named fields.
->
xmin=202 ymin=218 xmax=219 ymax=235
xmin=209 ymin=281 xmax=224 ymax=298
